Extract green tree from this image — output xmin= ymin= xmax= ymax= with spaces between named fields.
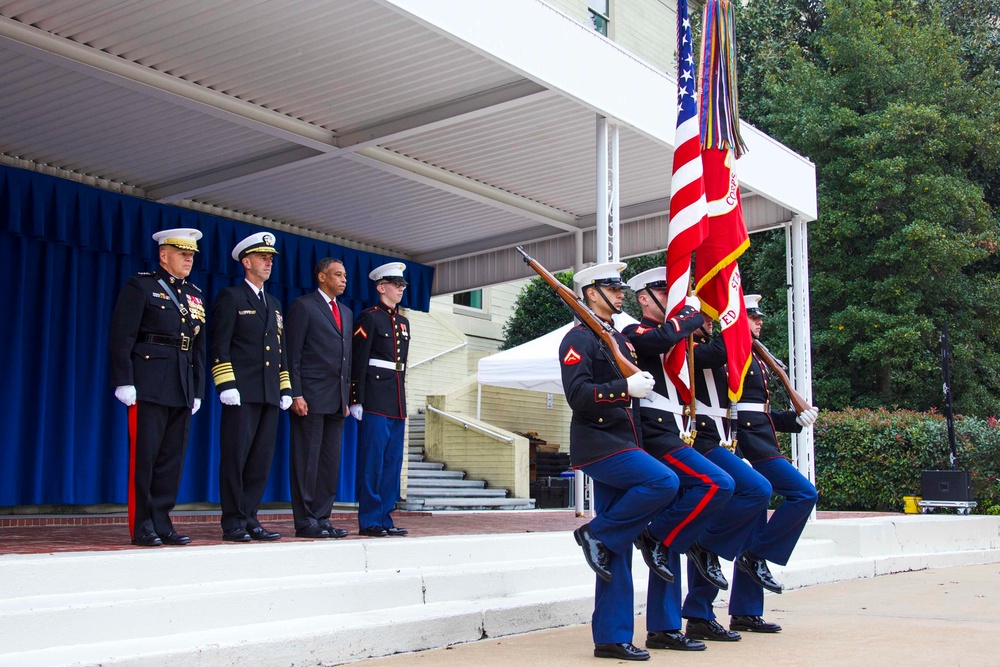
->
xmin=736 ymin=0 xmax=1000 ymax=415
xmin=499 ymin=271 xmax=575 ymax=350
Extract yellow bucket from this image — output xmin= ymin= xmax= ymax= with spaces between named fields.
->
xmin=903 ymin=495 xmax=922 ymax=514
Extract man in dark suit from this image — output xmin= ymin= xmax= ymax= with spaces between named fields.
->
xmin=286 ymin=257 xmax=353 ymax=539
xmin=109 ymin=227 xmax=206 ymax=547
xmin=350 ymin=262 xmax=411 ymax=538
xmin=210 ymin=232 xmax=292 ymax=543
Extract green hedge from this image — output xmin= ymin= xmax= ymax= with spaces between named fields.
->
xmin=811 ymin=408 xmax=1000 ymax=514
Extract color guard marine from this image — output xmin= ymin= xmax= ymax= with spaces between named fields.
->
xmin=559 ymin=261 xmax=677 ymax=662
xmin=350 ymin=262 xmax=411 ymax=538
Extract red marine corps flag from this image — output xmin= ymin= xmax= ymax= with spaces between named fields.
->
xmin=694 ymin=0 xmax=753 ymax=401
xmin=663 ymin=0 xmax=709 ymax=403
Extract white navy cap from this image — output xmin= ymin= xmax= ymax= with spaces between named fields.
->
xmin=626 ymin=267 xmax=667 ymax=292
xmin=744 ymin=294 xmax=765 ymax=317
xmin=231 ymin=232 xmax=279 ymax=261
xmin=369 ymin=261 xmax=408 ymax=285
xmin=573 ymin=261 xmax=629 ymax=294
xmin=152 ymin=228 xmax=201 ymax=252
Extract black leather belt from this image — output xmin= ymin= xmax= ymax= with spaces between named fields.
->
xmin=142 ymin=333 xmax=192 ymax=351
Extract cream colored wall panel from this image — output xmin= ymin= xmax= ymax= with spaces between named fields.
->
xmin=613 ymin=0 xmax=676 ymax=74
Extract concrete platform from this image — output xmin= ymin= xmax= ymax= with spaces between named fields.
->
xmin=0 ymin=513 xmax=997 ymax=666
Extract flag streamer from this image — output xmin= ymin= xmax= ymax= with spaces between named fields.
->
xmin=699 ymin=0 xmax=746 ymax=158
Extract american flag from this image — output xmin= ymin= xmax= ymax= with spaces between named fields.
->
xmin=663 ymin=0 xmax=709 ymax=403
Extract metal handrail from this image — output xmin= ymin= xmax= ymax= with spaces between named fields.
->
xmin=424 ymin=404 xmax=514 ymax=444
xmin=408 ymin=341 xmax=467 ymax=369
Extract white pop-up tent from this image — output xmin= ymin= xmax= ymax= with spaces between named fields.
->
xmin=477 ymin=312 xmax=640 ymax=399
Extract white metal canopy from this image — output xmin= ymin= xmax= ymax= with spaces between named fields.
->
xmin=0 ymin=0 xmax=816 ymax=296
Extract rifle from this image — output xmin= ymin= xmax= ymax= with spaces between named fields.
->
xmin=516 ymin=247 xmax=641 ymax=378
xmin=751 ymin=339 xmax=811 ymax=414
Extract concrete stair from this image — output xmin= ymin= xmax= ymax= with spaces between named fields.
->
xmin=1 ymin=515 xmax=998 ymax=666
xmin=403 ymin=414 xmax=534 ymax=511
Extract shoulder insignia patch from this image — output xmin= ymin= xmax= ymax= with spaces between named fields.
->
xmin=354 ymin=325 xmax=367 ymax=338
xmin=562 ymin=347 xmax=581 ymax=365
xmin=635 ymin=325 xmax=650 ymax=334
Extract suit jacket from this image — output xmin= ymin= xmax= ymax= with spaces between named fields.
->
xmin=286 ymin=290 xmax=352 ymax=415
xmin=108 ymin=267 xmax=206 ymax=408
xmin=209 ymin=282 xmax=291 ymax=406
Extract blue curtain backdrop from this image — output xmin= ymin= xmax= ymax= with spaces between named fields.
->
xmin=0 ymin=165 xmax=433 ymax=507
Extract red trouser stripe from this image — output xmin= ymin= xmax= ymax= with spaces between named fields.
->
xmin=127 ymin=404 xmax=138 ymax=540
xmin=661 ymin=450 xmax=718 ymax=547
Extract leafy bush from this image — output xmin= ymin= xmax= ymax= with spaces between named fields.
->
xmin=813 ymin=408 xmax=1000 ymax=512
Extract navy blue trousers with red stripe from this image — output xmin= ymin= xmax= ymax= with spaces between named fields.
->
xmin=645 ymin=446 xmax=733 ymax=632
xmin=581 ymin=449 xmax=679 ymax=644
xmin=728 ymin=456 xmax=817 ymax=616
xmin=681 ymin=446 xmax=772 ymax=621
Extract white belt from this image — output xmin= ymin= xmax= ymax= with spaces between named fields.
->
xmin=694 ymin=401 xmax=728 ymax=419
xmin=736 ymin=402 xmax=770 ymax=413
xmin=369 ymin=359 xmax=405 ymax=372
xmin=640 ymin=391 xmax=687 ymax=416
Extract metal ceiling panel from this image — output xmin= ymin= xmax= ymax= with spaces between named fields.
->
xmin=0 ymin=46 xmax=293 ymax=187
xmin=191 ymin=155 xmax=540 ymax=256
xmin=0 ymin=0 xmax=522 ymax=132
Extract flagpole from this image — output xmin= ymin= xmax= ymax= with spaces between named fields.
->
xmin=684 ymin=278 xmax=697 ymax=445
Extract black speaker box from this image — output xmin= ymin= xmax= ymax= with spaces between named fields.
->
xmin=920 ymin=470 xmax=973 ymax=502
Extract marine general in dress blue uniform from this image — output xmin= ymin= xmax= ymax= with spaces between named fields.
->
xmin=210 ymin=232 xmax=292 ymax=543
xmin=620 ymin=267 xmax=735 ymax=653
xmin=350 ymin=262 xmax=411 ymax=538
xmin=726 ymin=294 xmax=819 ymax=634
xmin=559 ymin=261 xmax=677 ymax=662
xmin=109 ymin=228 xmax=206 ymax=547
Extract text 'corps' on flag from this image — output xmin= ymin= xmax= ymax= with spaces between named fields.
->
xmin=694 ymin=0 xmax=753 ymax=401
xmin=662 ymin=0 xmax=709 ymax=404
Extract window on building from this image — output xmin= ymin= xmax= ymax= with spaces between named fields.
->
xmin=453 ymin=289 xmax=483 ymax=309
xmin=589 ymin=0 xmax=610 ymax=36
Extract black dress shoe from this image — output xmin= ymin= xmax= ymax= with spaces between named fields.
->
xmin=645 ymin=631 xmax=706 ymax=651
xmin=730 ymin=615 xmax=782 ymax=633
xmin=320 ymin=522 xmax=349 ymax=538
xmin=686 ymin=541 xmax=728 ymax=590
xmin=222 ymin=528 xmax=252 ymax=543
xmin=734 ymin=551 xmax=783 ymax=594
xmin=294 ymin=525 xmax=330 ymax=539
xmin=593 ymin=642 xmax=649 ymax=661
xmin=573 ymin=523 xmax=612 ymax=583
xmin=685 ymin=617 xmax=741 ymax=642
xmin=633 ymin=529 xmax=674 ymax=583
xmin=131 ymin=533 xmax=163 ymax=547
xmin=247 ymin=526 xmax=281 ymax=541
xmin=359 ymin=525 xmax=388 ymax=537
xmin=384 ymin=526 xmax=408 ymax=536
xmin=158 ymin=532 xmax=191 ymax=546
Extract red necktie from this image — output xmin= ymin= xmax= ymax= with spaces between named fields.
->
xmin=331 ymin=300 xmax=342 ymax=330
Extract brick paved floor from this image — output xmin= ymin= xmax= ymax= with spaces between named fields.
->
xmin=0 ymin=509 xmax=895 ymax=556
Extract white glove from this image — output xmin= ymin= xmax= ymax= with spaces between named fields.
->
xmin=796 ymin=407 xmax=819 ymax=427
xmin=684 ymin=295 xmax=702 ymax=311
xmin=280 ymin=396 xmax=293 ymax=411
xmin=625 ymin=371 xmax=656 ymax=399
xmin=114 ymin=385 xmax=137 ymax=406
xmin=219 ymin=388 xmax=241 ymax=406
xmin=349 ymin=404 xmax=364 ymax=421
xmin=191 ymin=398 xmax=202 ymax=415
